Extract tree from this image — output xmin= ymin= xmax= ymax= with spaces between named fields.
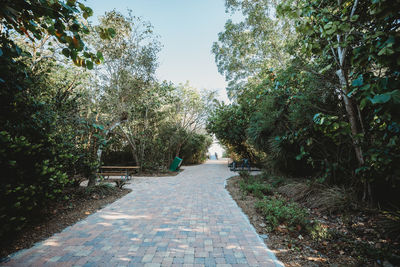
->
xmin=0 ymin=0 xmax=110 ymax=235
xmin=277 ymin=0 xmax=400 ymax=201
xmin=0 ymin=0 xmax=113 ymax=71
xmin=213 ymin=0 xmax=294 ymax=97
xmin=168 ymin=82 xmax=214 ymax=157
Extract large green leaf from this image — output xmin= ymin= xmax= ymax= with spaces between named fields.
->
xmin=352 ymin=75 xmax=363 ymax=87
xmin=369 ymin=93 xmax=391 ymax=104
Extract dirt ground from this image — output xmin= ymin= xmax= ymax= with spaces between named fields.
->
xmin=226 ymin=176 xmax=400 ymax=267
xmin=0 ymin=184 xmax=131 ymax=259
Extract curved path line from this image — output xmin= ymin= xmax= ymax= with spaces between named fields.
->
xmin=2 ymin=160 xmax=283 ymax=267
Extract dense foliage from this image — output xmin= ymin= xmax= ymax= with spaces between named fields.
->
xmin=207 ymin=0 xmax=400 ymax=205
xmin=1 ymin=1 xmax=211 ymax=237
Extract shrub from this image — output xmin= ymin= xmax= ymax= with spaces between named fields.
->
xmin=255 ymin=196 xmax=310 ymax=232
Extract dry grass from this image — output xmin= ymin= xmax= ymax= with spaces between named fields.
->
xmin=379 ymin=209 xmax=400 ymax=241
xmin=309 ymin=186 xmax=355 ymax=213
xmin=277 ymin=182 xmax=319 ymax=202
xmin=278 ymin=182 xmax=355 ymax=213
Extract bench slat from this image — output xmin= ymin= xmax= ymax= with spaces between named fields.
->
xmin=97 ymin=172 xmax=127 ymax=176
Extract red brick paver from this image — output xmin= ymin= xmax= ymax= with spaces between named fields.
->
xmin=1 ymin=160 xmax=283 ymax=267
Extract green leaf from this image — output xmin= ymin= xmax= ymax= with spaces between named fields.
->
xmin=360 ymin=84 xmax=371 ymax=91
xmin=107 ymin=28 xmax=116 ymax=38
xmin=61 ymin=48 xmax=70 ymax=57
xmin=318 ymin=63 xmax=332 ymax=74
xmin=347 ymin=89 xmax=357 ymax=97
xmin=390 ymin=90 xmax=400 ymax=104
xmin=96 ymin=51 xmax=104 ymax=61
xmin=378 ymin=46 xmax=394 ymax=56
xmin=15 ymin=45 xmax=22 ymax=56
xmin=352 ymin=75 xmax=363 ymax=87
xmin=324 ymin=22 xmax=332 ymax=30
xmin=350 ymin=15 xmax=359 ymax=22
xmin=326 ymin=28 xmax=336 ymax=35
xmin=86 ymin=60 xmax=93 ymax=70
xmin=369 ymin=93 xmax=391 ymax=104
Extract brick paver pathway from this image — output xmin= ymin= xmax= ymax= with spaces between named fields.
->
xmin=2 ymin=160 xmax=283 ymax=267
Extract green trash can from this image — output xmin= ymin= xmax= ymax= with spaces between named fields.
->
xmin=169 ymin=156 xmax=182 ymax=171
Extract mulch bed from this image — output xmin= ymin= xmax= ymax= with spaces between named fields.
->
xmin=0 ymin=184 xmax=131 ymax=259
xmin=226 ymin=176 xmax=400 ymax=267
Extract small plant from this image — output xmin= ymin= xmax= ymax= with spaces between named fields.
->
xmin=239 ymin=180 xmax=272 ymax=198
xmin=238 ymin=173 xmax=273 ymax=198
xmin=310 ymin=222 xmax=332 ymax=241
xmin=255 ymin=196 xmax=310 ymax=232
xmin=86 ymin=183 xmax=116 ymax=195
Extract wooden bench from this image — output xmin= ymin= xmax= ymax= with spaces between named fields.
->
xmin=228 ymin=159 xmax=261 ymax=172
xmin=97 ymin=166 xmax=139 ymax=187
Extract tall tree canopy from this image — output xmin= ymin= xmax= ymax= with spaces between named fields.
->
xmin=208 ymin=0 xmax=400 ymax=203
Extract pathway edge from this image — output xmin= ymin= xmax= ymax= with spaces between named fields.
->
xmin=224 ymin=176 xmax=285 ymax=267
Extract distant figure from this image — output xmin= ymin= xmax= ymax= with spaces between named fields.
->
xmin=215 ymin=152 xmax=218 ymax=160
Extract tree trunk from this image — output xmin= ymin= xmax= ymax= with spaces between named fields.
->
xmin=336 ymin=69 xmax=365 ymax=167
xmin=121 ymin=129 xmax=140 ymax=168
xmin=88 ymin=120 xmax=126 ymax=187
xmin=87 ymin=174 xmax=97 ymax=187
xmin=96 ymin=120 xmax=123 ymax=162
xmin=336 ymin=69 xmax=370 ymax=202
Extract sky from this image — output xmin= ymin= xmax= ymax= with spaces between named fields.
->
xmin=85 ymin=0 xmax=240 ymax=102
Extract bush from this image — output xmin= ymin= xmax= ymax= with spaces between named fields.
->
xmin=180 ymin=133 xmax=212 ymax=165
xmin=255 ymin=196 xmax=310 ymax=232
